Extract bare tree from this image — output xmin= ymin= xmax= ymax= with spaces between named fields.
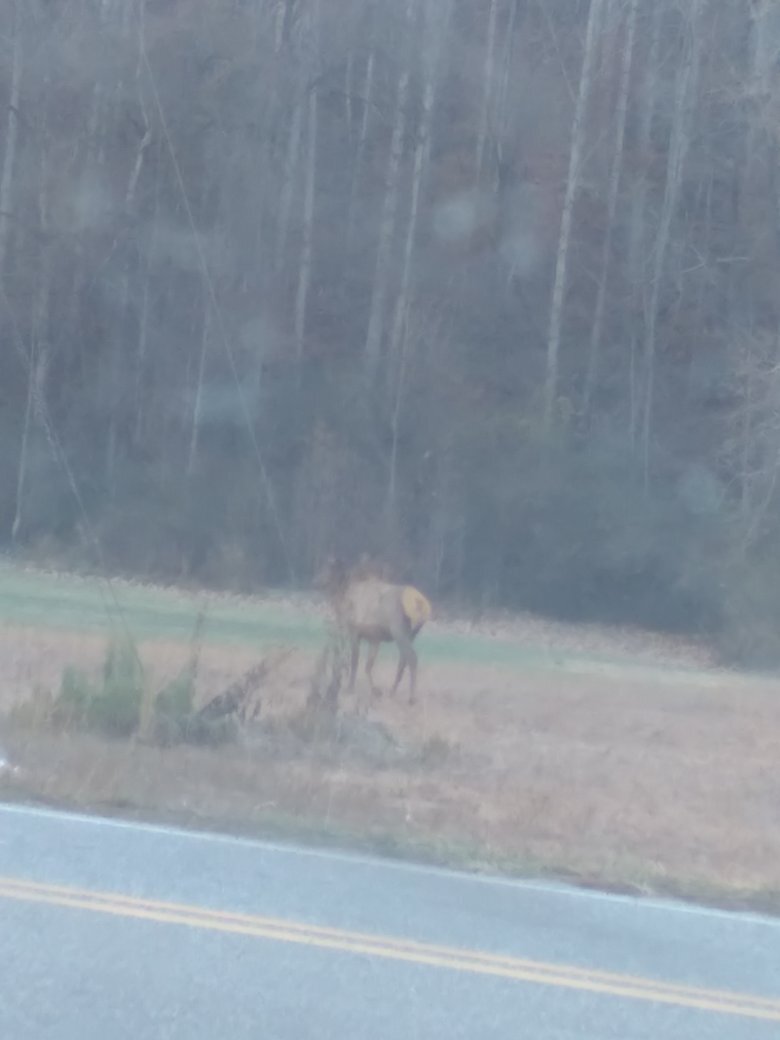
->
xmin=476 ymin=0 xmax=501 ymax=184
xmin=363 ymin=0 xmax=416 ymax=384
xmin=294 ymin=82 xmax=318 ymax=371
xmin=276 ymin=99 xmax=303 ymax=271
xmin=625 ymin=1 xmax=663 ymax=444
xmin=0 ymin=0 xmax=23 ymax=275
xmin=641 ymin=0 xmax=707 ymax=484
xmin=727 ymin=333 xmax=780 ymax=550
xmin=345 ymin=46 xmax=377 ymax=251
xmin=582 ymin=0 xmax=638 ymax=413
xmin=12 ymin=65 xmax=49 ymax=543
xmin=385 ymin=0 xmax=452 ymax=526
xmin=543 ymin=0 xmax=606 ymax=435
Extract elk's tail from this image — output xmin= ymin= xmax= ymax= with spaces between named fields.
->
xmin=401 ymin=586 xmax=432 ymax=638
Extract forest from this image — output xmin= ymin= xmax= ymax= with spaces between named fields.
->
xmin=2 ymin=0 xmax=780 ymax=660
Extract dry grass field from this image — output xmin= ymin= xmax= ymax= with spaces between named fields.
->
xmin=1 ymin=563 xmax=779 ymax=912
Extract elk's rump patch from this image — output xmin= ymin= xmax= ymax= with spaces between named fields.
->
xmin=402 ymin=587 xmax=432 ymax=631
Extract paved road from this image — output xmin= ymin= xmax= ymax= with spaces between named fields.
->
xmin=1 ymin=803 xmax=779 ymax=1039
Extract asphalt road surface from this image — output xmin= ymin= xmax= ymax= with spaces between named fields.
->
xmin=1 ymin=803 xmax=779 ymax=1039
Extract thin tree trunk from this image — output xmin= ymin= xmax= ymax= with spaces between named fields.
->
xmin=345 ymin=48 xmax=376 ymax=251
xmin=106 ymin=268 xmax=130 ymax=493
xmin=134 ymin=137 xmax=162 ymax=444
xmin=496 ymin=0 xmax=519 ymax=142
xmin=388 ymin=0 xmax=450 ymax=366
xmin=641 ymin=0 xmax=706 ymax=485
xmin=0 ymin=0 xmax=23 ymax=275
xmin=476 ymin=0 xmax=500 ymax=183
xmin=364 ymin=0 xmax=415 ymax=384
xmin=692 ymin=169 xmax=714 ymax=344
xmin=385 ymin=0 xmax=446 ymax=531
xmin=583 ymin=0 xmax=638 ymax=413
xmin=627 ymin=2 xmax=662 ymax=446
xmin=294 ymin=83 xmax=318 ymax=372
xmin=85 ymin=73 xmax=105 ymax=171
xmin=106 ymin=86 xmax=153 ymax=490
xmin=739 ymin=1 xmax=780 ymax=285
xmin=345 ymin=48 xmax=354 ymax=143
xmin=543 ymin=0 xmax=606 ymax=435
xmin=249 ymin=0 xmax=290 ymax=288
xmin=275 ymin=98 xmax=303 ymax=271
xmin=128 ymin=3 xmax=153 ymax=212
xmin=273 ymin=0 xmax=286 ymax=52
xmin=739 ymin=349 xmax=754 ymax=521
xmin=188 ymin=305 xmax=210 ymax=475
xmin=12 ymin=360 xmax=35 ymax=544
xmin=126 ymin=126 xmax=152 ymax=211
xmin=13 ymin=69 xmax=49 ymax=544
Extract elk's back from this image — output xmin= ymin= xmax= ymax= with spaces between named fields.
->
xmin=341 ymin=579 xmax=430 ymax=641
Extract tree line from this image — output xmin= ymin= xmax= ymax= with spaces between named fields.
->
xmin=2 ymin=0 xmax=780 ymax=660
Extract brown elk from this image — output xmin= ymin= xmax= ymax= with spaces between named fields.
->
xmin=316 ymin=556 xmax=432 ymax=705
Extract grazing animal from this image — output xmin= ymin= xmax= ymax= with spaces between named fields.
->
xmin=316 ymin=556 xmax=431 ymax=705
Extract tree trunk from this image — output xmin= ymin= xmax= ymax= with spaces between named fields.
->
xmin=345 ymin=47 xmax=355 ymax=143
xmin=0 ymin=0 xmax=23 ymax=275
xmin=13 ymin=66 xmax=50 ymax=544
xmin=388 ymin=0 xmax=450 ymax=366
xmin=641 ymin=0 xmax=706 ymax=485
xmin=364 ymin=0 xmax=415 ymax=384
xmin=294 ymin=83 xmax=318 ymax=372
xmin=543 ymin=0 xmax=606 ymax=436
xmin=11 ymin=357 xmax=35 ymax=544
xmin=385 ymin=52 xmax=433 ymax=526
xmin=188 ymin=306 xmax=210 ymax=475
xmin=627 ymin=1 xmax=663 ymax=445
xmin=106 ymin=266 xmax=129 ymax=494
xmin=476 ymin=0 xmax=500 ymax=184
xmin=134 ymin=137 xmax=162 ymax=445
xmin=582 ymin=0 xmax=638 ymax=413
xmin=346 ymin=48 xmax=377 ymax=251
xmin=496 ymin=0 xmax=520 ymax=143
xmin=275 ymin=98 xmax=303 ymax=271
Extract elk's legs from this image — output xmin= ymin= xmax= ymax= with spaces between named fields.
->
xmin=365 ymin=642 xmax=380 ymax=697
xmin=407 ymin=650 xmax=418 ymax=704
xmin=348 ymin=635 xmax=360 ymax=691
xmin=391 ymin=630 xmax=417 ymax=704
xmin=392 ymin=657 xmax=406 ymax=692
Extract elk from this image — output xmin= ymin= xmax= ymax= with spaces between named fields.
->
xmin=316 ymin=556 xmax=432 ymax=705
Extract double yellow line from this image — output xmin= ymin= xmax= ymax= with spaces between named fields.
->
xmin=2 ymin=874 xmax=779 ymax=1022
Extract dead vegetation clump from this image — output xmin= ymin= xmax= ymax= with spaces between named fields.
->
xmin=13 ymin=635 xmax=146 ymax=738
xmin=6 ymin=614 xmax=298 ymax=752
xmin=158 ymin=647 xmax=296 ymax=747
xmin=220 ymin=606 xmax=435 ymax=770
xmin=253 ymin=618 xmax=410 ymax=768
xmin=246 ymin=708 xmax=405 ymax=769
xmin=307 ymin=617 xmax=350 ymax=711
xmin=2 ymin=603 xmax=416 ymax=770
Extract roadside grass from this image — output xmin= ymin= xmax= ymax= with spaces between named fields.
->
xmin=2 ymin=729 xmax=779 ymax=918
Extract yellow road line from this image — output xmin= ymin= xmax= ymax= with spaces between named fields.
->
xmin=1 ymin=876 xmax=779 ymax=1022
xmin=4 ymin=874 xmax=773 ymax=1007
